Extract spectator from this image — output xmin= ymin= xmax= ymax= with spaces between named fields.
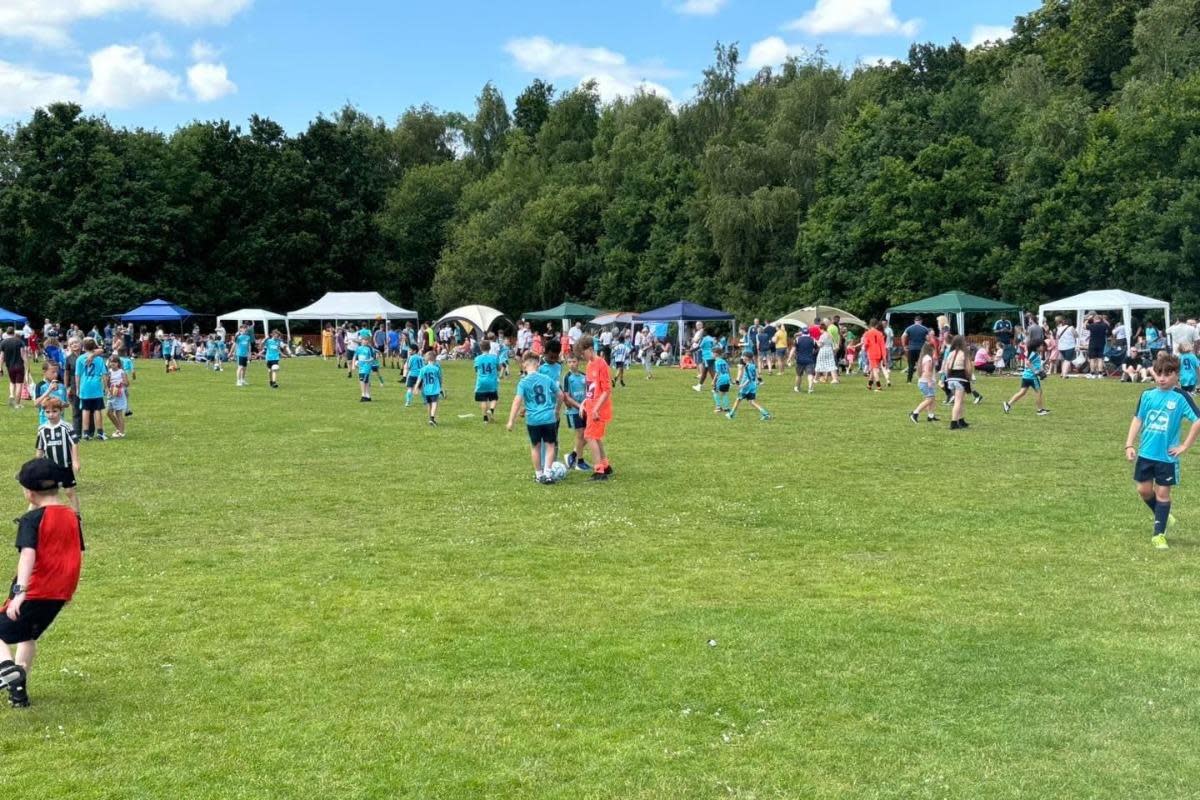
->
xmin=902 ymin=315 xmax=931 ymax=382
xmin=1087 ymin=313 xmax=1111 ymax=376
xmin=974 ymin=343 xmax=996 ymax=375
xmin=1168 ymin=317 xmax=1197 ymax=354
xmin=993 ymin=316 xmax=1014 ymax=347
xmin=1055 ymin=316 xmax=1078 ymax=377
xmin=1 ymin=328 xmax=28 ymax=408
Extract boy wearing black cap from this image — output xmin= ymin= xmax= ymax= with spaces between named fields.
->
xmin=0 ymin=459 xmax=84 ymax=708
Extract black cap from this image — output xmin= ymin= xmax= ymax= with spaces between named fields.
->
xmin=17 ymin=458 xmax=60 ymax=492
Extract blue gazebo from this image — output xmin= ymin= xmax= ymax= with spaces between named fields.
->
xmin=635 ymin=300 xmax=736 ymax=351
xmin=0 ymin=307 xmax=28 ymax=325
xmin=119 ymin=299 xmax=195 ymax=330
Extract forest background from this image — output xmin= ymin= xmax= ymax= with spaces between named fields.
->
xmin=1 ymin=0 xmax=1197 ymax=325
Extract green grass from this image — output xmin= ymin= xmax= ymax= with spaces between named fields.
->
xmin=4 ymin=358 xmax=1200 ymax=799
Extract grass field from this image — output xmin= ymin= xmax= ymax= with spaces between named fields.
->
xmin=3 ymin=356 xmax=1200 ymax=799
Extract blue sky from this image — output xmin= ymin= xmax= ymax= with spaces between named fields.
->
xmin=0 ymin=0 xmax=1034 ymax=132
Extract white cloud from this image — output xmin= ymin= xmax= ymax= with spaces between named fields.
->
xmin=505 ymin=36 xmax=678 ymax=103
xmin=85 ymin=45 xmax=182 ymax=108
xmin=0 ymin=60 xmax=82 ymax=115
xmin=674 ymin=0 xmax=727 ymax=15
xmin=142 ymin=32 xmax=174 ymax=60
xmin=967 ymin=24 xmax=1013 ymax=48
xmin=190 ymin=39 xmax=220 ymax=61
xmin=785 ymin=0 xmax=920 ymax=37
xmin=745 ymin=36 xmax=807 ymax=71
xmin=0 ymin=0 xmax=252 ymax=47
xmin=187 ymin=61 xmax=236 ymax=101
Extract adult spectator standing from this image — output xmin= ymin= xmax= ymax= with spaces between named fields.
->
xmin=757 ymin=322 xmax=776 ymax=375
xmin=516 ymin=322 xmax=532 ymax=356
xmin=746 ymin=318 xmax=761 ymax=365
xmin=1112 ymin=318 xmax=1128 ymax=355
xmin=599 ymin=327 xmax=614 ymax=364
xmin=568 ymin=322 xmax=583 ymax=349
xmin=2 ymin=328 xmax=28 ymax=409
xmin=993 ymin=316 xmax=1014 ymax=347
xmin=64 ymin=338 xmax=83 ymax=438
xmin=1055 ymin=316 xmax=1078 ymax=377
xmin=1087 ymin=314 xmax=1111 ymax=375
xmin=1025 ymin=315 xmax=1045 ymax=355
xmin=902 ymin=316 xmax=931 ymax=382
xmin=1168 ymin=318 xmax=1197 ymax=354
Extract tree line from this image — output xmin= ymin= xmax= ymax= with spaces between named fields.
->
xmin=2 ymin=0 xmax=1198 ymax=326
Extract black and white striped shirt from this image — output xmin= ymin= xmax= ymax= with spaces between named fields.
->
xmin=36 ymin=422 xmax=77 ymax=469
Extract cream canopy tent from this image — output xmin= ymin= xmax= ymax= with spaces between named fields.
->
xmin=773 ymin=306 xmax=868 ymax=329
xmin=435 ymin=305 xmax=512 ymax=334
xmin=288 ymin=292 xmax=418 ymax=322
xmin=217 ymin=308 xmax=290 ymax=339
xmin=1038 ymin=290 xmax=1170 ymax=341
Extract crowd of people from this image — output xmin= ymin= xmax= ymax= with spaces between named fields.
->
xmin=3 ymin=304 xmax=1200 ymax=711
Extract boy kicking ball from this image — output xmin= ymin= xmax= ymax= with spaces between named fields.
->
xmin=1125 ymin=353 xmax=1200 ymax=549
xmin=507 ymin=352 xmax=565 ymax=483
xmin=0 ymin=459 xmax=85 ymax=708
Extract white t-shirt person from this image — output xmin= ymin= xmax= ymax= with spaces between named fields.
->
xmin=1168 ymin=320 xmax=1197 ymax=353
xmin=568 ymin=324 xmax=582 ymax=346
xmin=1057 ymin=322 xmax=1077 ymax=352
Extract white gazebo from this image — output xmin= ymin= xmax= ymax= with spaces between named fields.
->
xmin=435 ymin=305 xmax=511 ymax=334
xmin=217 ymin=308 xmax=291 ymax=339
xmin=1038 ymin=290 xmax=1170 ymax=339
xmin=288 ymin=292 xmax=418 ymax=325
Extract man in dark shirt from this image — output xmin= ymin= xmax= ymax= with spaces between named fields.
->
xmin=757 ymin=324 xmax=776 ymax=374
xmin=902 ymin=316 xmax=930 ymax=383
xmin=1087 ymin=314 xmax=1111 ymax=374
xmin=993 ymin=317 xmax=1014 ymax=346
xmin=1 ymin=328 xmax=27 ymax=409
xmin=792 ymin=327 xmax=817 ymax=393
xmin=63 ymin=337 xmax=83 ymax=438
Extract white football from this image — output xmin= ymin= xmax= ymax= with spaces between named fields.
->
xmin=549 ymin=461 xmax=568 ymax=482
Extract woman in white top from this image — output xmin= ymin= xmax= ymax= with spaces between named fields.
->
xmin=1055 ymin=316 xmax=1077 ymax=377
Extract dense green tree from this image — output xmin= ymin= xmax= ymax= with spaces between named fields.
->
xmin=2 ymin=0 xmax=1199 ymax=325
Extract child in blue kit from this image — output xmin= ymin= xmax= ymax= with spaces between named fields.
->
xmin=1003 ymin=343 xmax=1050 ymax=416
xmin=404 ymin=350 xmax=425 ymax=407
xmin=474 ymin=341 xmax=500 ymax=423
xmin=711 ymin=347 xmax=732 ymax=414
xmin=264 ymin=329 xmax=287 ymax=389
xmin=1125 ymin=353 xmax=1200 ymax=549
xmin=726 ymin=352 xmax=771 ymax=421
xmin=415 ymin=350 xmax=443 ymax=425
xmin=1179 ymin=342 xmax=1198 ymax=394
xmin=353 ymin=334 xmax=375 ymax=402
xmin=506 ymin=352 xmax=565 ymax=483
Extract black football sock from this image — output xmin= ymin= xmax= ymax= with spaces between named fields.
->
xmin=1144 ymin=496 xmax=1157 ymax=514
xmin=1155 ymin=501 xmax=1172 ymax=535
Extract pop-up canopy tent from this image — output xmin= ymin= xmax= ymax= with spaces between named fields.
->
xmin=1039 ymin=290 xmax=1170 ymax=340
xmin=636 ymin=300 xmax=736 ymax=352
xmin=887 ymin=291 xmax=1020 ymax=335
xmin=0 ymin=307 xmax=28 ymax=325
xmin=288 ymin=292 xmax=417 ymax=323
xmin=524 ymin=301 xmax=602 ymax=332
xmin=119 ymin=298 xmax=195 ymax=330
xmin=774 ymin=306 xmax=868 ymax=329
xmin=218 ymin=308 xmax=290 ymax=339
xmin=436 ymin=305 xmax=512 ymax=334
xmin=591 ymin=311 xmax=639 ymax=327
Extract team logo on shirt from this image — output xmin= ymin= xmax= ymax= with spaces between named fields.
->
xmin=1167 ymin=401 xmax=1177 ymax=411
xmin=1146 ymin=409 xmax=1171 ymax=433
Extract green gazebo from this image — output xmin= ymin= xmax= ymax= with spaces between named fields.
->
xmin=886 ymin=291 xmax=1020 ymax=334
